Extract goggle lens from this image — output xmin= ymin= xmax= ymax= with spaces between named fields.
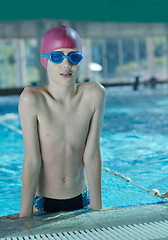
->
xmin=45 ymin=51 xmax=83 ymax=64
xmin=69 ymin=53 xmax=82 ymax=64
xmin=50 ymin=52 xmax=63 ymax=63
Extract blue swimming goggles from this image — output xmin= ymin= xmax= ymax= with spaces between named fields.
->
xmin=40 ymin=51 xmax=83 ymax=65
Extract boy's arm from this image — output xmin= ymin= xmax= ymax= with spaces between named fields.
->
xmin=83 ymin=83 xmax=106 ymax=210
xmin=19 ymin=88 xmax=42 ymax=218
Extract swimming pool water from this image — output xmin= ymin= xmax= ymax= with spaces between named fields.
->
xmin=0 ymin=96 xmax=23 ymax=216
xmin=102 ymin=85 xmax=168 ymax=208
xmin=0 ymin=85 xmax=168 ymax=216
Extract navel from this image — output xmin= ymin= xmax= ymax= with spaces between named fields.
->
xmin=63 ymin=177 xmax=67 ymax=183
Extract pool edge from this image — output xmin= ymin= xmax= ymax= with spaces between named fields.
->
xmin=1 ymin=203 xmax=168 ymax=238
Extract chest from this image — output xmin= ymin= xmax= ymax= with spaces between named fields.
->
xmin=37 ymin=98 xmax=93 ymax=143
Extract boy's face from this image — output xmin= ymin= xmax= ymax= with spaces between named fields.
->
xmin=47 ymin=48 xmax=80 ymax=86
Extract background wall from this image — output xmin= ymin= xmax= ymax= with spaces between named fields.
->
xmin=1 ymin=0 xmax=168 ymax=23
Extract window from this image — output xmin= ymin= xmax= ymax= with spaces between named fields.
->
xmin=0 ymin=38 xmax=40 ymax=89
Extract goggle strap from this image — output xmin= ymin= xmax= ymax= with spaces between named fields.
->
xmin=40 ymin=54 xmax=49 ymax=58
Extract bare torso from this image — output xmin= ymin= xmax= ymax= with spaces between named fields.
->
xmin=34 ymin=83 xmax=94 ymax=199
xmin=19 ymin=48 xmax=105 ymax=217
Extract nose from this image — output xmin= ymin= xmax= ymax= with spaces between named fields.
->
xmin=62 ymin=57 xmax=72 ymax=68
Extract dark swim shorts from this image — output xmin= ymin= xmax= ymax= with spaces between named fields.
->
xmin=34 ymin=189 xmax=90 ymax=212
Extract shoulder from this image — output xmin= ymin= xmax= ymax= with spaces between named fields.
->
xmin=19 ymin=86 xmax=45 ymax=114
xmin=19 ymin=86 xmax=44 ymax=105
xmin=78 ymin=82 xmax=106 ymax=110
xmin=79 ymin=82 xmax=106 ymax=99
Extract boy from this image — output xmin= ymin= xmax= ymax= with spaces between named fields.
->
xmin=19 ymin=25 xmax=105 ymax=217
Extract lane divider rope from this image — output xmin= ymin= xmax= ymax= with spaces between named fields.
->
xmin=103 ymin=167 xmax=168 ymax=202
xmin=0 ymin=121 xmax=22 ymax=135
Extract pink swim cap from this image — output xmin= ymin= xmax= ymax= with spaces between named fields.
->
xmin=40 ymin=25 xmax=82 ymax=69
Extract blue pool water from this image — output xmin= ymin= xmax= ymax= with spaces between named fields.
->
xmin=0 ymin=85 xmax=168 ymax=216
